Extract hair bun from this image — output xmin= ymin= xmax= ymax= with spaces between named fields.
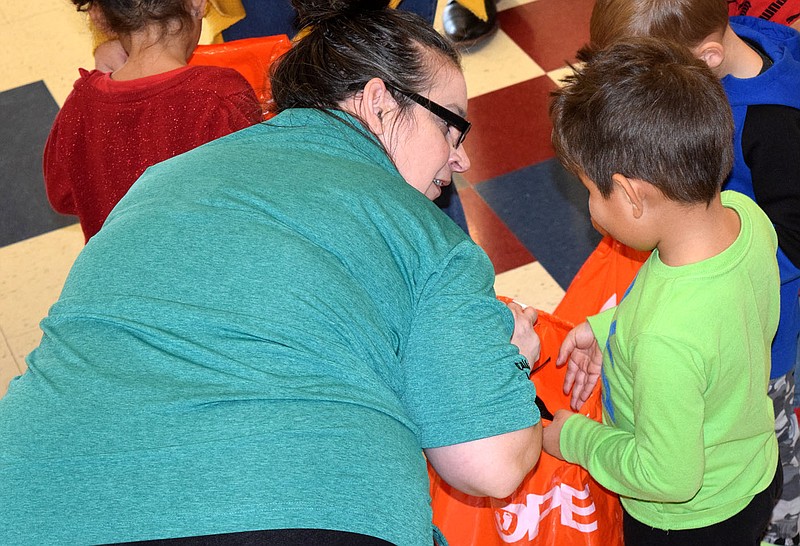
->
xmin=292 ymin=0 xmax=392 ymax=29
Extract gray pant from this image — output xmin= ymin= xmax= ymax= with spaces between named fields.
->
xmin=763 ymin=371 xmax=800 ymax=543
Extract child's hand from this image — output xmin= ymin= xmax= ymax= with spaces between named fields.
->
xmin=557 ymin=321 xmax=602 ymax=411
xmin=507 ymin=302 xmax=540 ymax=364
xmin=542 ymin=409 xmax=574 ymax=460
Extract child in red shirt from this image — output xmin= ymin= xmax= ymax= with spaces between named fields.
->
xmin=44 ymin=0 xmax=262 ymax=242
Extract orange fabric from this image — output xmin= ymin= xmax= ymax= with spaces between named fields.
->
xmin=429 ymin=308 xmax=623 ymax=545
xmin=430 ymin=238 xmax=652 ymax=544
xmin=554 ymin=235 xmax=649 ymax=325
xmin=189 ymin=35 xmax=293 ymax=120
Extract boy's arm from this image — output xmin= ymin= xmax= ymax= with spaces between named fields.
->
xmin=559 ymin=334 xmax=707 ymax=503
xmin=742 ymin=104 xmax=800 ymax=271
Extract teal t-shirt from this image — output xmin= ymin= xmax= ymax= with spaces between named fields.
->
xmin=561 ymin=191 xmax=779 ymax=530
xmin=0 ymin=109 xmax=539 ymax=545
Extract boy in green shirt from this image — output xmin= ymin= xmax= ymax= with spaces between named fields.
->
xmin=543 ymin=38 xmax=781 ymax=544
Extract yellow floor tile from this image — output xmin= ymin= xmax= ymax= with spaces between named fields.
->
xmin=547 ymin=64 xmax=582 ymax=87
xmin=25 ymin=13 xmax=94 ymax=106
xmin=0 ymin=333 xmax=21 ymax=399
xmin=499 ymin=0 xmax=538 ymax=9
xmin=494 ymin=261 xmax=564 ymax=313
xmin=462 ymin=30 xmax=546 ymax=98
xmin=0 ymin=225 xmax=82 ymax=396
xmin=0 ymin=4 xmax=94 ymax=105
xmin=6 ymin=329 xmax=38 ymax=374
xmin=0 ymin=224 xmax=83 ymax=339
xmin=0 ymin=0 xmax=60 ymax=23
xmin=433 ymin=0 xmax=545 ymax=99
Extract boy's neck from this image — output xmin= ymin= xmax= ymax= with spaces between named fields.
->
xmin=655 ymin=196 xmax=741 ymax=267
xmin=715 ymin=26 xmax=765 ymax=79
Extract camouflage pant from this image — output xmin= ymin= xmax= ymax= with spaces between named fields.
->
xmin=764 ymin=371 xmax=800 ymax=543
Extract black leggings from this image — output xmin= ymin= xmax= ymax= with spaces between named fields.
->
xmin=623 ymin=460 xmax=783 ymax=546
xmin=112 ymin=529 xmax=396 ymax=545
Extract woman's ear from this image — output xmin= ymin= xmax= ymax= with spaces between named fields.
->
xmin=611 ymin=173 xmax=645 ymax=219
xmin=358 ymin=78 xmax=398 ymax=137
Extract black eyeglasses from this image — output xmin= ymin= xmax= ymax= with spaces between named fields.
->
xmin=387 ymin=85 xmax=471 ymax=148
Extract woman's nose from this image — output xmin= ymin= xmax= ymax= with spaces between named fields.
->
xmin=450 ymin=144 xmax=470 ymax=173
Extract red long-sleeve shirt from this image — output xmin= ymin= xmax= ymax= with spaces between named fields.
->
xmin=43 ymin=66 xmax=262 ymax=241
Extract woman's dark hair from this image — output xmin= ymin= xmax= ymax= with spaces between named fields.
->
xmin=550 ymin=37 xmax=733 ymax=204
xmin=71 ymin=0 xmax=194 ymax=36
xmin=271 ymin=0 xmax=461 ymax=118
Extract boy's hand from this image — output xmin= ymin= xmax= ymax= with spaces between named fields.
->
xmin=507 ymin=302 xmax=541 ymax=364
xmin=542 ymin=409 xmax=574 ymax=460
xmin=557 ymin=321 xmax=602 ymax=411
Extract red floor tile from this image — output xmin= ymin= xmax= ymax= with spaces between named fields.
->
xmin=499 ymin=0 xmax=594 ymax=71
xmin=460 ymin=186 xmax=536 ymax=274
xmin=462 ymin=76 xmax=557 ymax=184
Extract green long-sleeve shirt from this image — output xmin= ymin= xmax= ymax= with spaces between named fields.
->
xmin=561 ymin=191 xmax=779 ymax=530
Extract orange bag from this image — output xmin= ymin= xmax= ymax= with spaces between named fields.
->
xmin=554 ymin=235 xmax=649 ymax=325
xmin=189 ymin=35 xmax=293 ymax=120
xmin=429 ymin=308 xmax=623 ymax=546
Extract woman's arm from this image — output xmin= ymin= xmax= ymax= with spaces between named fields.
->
xmin=425 ymin=423 xmax=543 ymax=498
xmin=424 ymin=300 xmax=542 ymax=498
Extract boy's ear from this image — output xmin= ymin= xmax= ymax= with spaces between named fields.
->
xmin=611 ymin=173 xmax=644 ymax=219
xmin=357 ymin=77 xmax=399 ymax=137
xmin=693 ymin=40 xmax=724 ymax=71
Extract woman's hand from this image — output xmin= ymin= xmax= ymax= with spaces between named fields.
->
xmin=557 ymin=321 xmax=602 ymax=411
xmin=507 ymin=302 xmax=540 ymax=365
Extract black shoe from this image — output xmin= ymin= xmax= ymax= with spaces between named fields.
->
xmin=442 ymin=0 xmax=499 ymax=49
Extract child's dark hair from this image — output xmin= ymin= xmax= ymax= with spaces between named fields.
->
xmin=71 ymin=0 xmax=194 ymax=36
xmin=271 ymin=0 xmax=461 ymax=118
xmin=550 ymin=37 xmax=733 ymax=204
xmin=579 ymin=0 xmax=729 ymax=61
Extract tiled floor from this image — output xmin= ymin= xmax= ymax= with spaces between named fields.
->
xmin=0 ymin=0 xmax=597 ymax=397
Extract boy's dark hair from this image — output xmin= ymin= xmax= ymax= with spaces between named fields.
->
xmin=271 ymin=0 xmax=460 ymax=117
xmin=550 ymin=37 xmax=733 ymax=203
xmin=72 ymin=0 xmax=194 ymax=36
xmin=581 ymin=0 xmax=729 ymax=60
